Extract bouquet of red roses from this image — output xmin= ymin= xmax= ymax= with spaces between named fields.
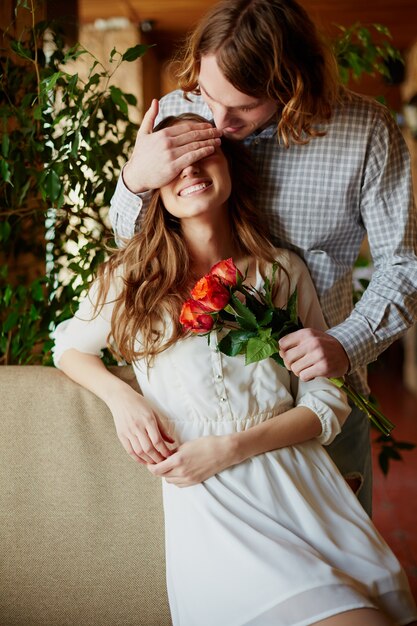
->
xmin=180 ymin=258 xmax=395 ymax=437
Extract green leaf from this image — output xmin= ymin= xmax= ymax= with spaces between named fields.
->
xmin=384 ymin=447 xmax=403 ymax=461
xmin=0 ymin=158 xmax=11 ymax=183
xmin=245 ymin=337 xmax=277 ymax=365
xmin=394 ymin=442 xmax=416 ymax=450
xmin=270 ymin=352 xmax=285 ymax=368
xmin=17 ymin=178 xmax=31 ymax=205
xmin=229 ymin=293 xmax=258 ymax=330
xmin=3 ymin=284 xmax=13 ymax=306
xmin=258 ymin=308 xmax=274 ymax=327
xmin=31 ymin=281 xmax=44 ymax=302
xmin=10 ymin=40 xmax=32 ymax=60
xmin=43 ymin=169 xmax=62 ymax=202
xmin=217 ymin=329 xmax=257 ymax=357
xmin=67 ymin=73 xmax=79 ymax=93
xmin=85 ymin=73 xmax=101 ymax=90
xmin=109 ymin=86 xmax=128 ymax=116
xmin=70 ymin=132 xmax=80 ymax=158
xmin=62 ymin=44 xmax=86 ymax=64
xmin=0 ymin=220 xmax=12 ymax=242
xmin=29 ymin=304 xmax=41 ymax=320
xmin=2 ymin=133 xmax=10 ymax=157
xmin=33 ymin=105 xmax=43 ymax=120
xmin=3 ymin=311 xmax=20 ymax=333
xmin=124 ymin=93 xmax=137 ymax=106
xmin=373 ymin=23 xmax=391 ymax=37
xmin=21 ymin=92 xmax=37 ymax=108
xmin=121 ymin=44 xmax=151 ymax=62
xmin=42 ymin=71 xmax=62 ymax=93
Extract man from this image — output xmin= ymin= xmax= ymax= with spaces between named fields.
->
xmin=109 ymin=0 xmax=417 ymax=514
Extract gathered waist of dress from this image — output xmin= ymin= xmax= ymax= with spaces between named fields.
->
xmin=165 ymin=407 xmax=293 ymax=441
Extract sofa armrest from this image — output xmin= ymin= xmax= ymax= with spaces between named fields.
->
xmin=0 ymin=365 xmax=170 ymax=626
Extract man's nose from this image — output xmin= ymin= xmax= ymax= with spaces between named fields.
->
xmin=211 ymin=103 xmax=233 ymax=129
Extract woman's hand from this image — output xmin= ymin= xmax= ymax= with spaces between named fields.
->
xmin=56 ymin=350 xmax=176 ymax=465
xmin=147 ymin=435 xmax=237 ymax=487
xmin=107 ymin=386 xmax=176 ymax=465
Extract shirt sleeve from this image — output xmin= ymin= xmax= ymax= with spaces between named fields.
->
xmin=279 ymin=251 xmax=351 ymax=444
xmin=108 ymin=173 xmax=151 ymax=243
xmin=327 ymin=108 xmax=417 ymax=371
xmin=108 ymin=93 xmax=182 ymax=243
xmin=51 ymin=279 xmax=118 ymax=368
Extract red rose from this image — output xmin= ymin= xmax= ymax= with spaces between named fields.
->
xmin=191 ymin=274 xmax=230 ymax=312
xmin=180 ymin=299 xmax=215 ymax=334
xmin=209 ymin=258 xmax=242 ymax=287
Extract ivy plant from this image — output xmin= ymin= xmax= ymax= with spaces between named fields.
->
xmin=333 ymin=22 xmax=403 ymax=85
xmin=1 ymin=8 xmax=148 ymax=364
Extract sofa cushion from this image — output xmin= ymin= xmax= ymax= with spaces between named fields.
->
xmin=0 ymin=365 xmax=171 ymax=626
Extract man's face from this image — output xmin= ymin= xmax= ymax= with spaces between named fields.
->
xmin=198 ymin=55 xmax=277 ymax=140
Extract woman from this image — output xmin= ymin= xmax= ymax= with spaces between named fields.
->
xmin=52 ymin=114 xmax=417 ymax=626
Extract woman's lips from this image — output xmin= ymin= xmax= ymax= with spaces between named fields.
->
xmin=178 ymin=180 xmax=213 ymax=197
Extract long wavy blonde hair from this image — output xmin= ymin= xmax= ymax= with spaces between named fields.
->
xmin=94 ymin=113 xmax=282 ymax=364
xmin=174 ymin=0 xmax=343 ymax=147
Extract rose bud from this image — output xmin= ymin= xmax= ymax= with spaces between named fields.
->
xmin=191 ymin=274 xmax=230 ymax=312
xmin=180 ymin=299 xmax=215 ymax=334
xmin=209 ymin=258 xmax=242 ymax=287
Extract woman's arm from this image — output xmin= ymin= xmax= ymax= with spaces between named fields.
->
xmin=52 ymin=278 xmax=175 ymax=464
xmin=58 ymin=349 xmax=175 ymax=464
xmin=148 ymin=373 xmax=349 ymax=487
xmin=147 ymin=404 xmax=321 ymax=487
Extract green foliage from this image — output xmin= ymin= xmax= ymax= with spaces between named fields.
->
xmin=333 ymin=22 xmax=403 ymax=85
xmin=374 ymin=433 xmax=416 ymax=475
xmin=0 ymin=10 xmax=148 ymax=363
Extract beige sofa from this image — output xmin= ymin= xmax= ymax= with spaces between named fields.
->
xmin=0 ymin=365 xmax=171 ymax=626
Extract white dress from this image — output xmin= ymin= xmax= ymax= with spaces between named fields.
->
xmin=52 ymin=251 xmax=417 ymax=626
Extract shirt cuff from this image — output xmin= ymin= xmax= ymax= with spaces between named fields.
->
xmin=327 ymin=318 xmax=377 ymax=373
xmin=108 ymin=172 xmax=144 ymax=241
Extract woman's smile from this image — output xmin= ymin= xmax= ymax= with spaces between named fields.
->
xmin=178 ymin=179 xmax=213 ymax=197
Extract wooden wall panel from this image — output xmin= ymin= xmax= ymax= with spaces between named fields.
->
xmin=76 ymin=0 xmax=417 ymax=107
xmin=78 ymin=0 xmax=417 ymax=52
xmin=300 ymin=0 xmax=417 ymax=51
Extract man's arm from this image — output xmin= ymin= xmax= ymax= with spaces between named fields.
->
xmin=329 ymin=107 xmax=417 ymax=371
xmin=280 ymin=108 xmax=417 ymax=380
xmin=109 ymin=95 xmax=220 ymax=241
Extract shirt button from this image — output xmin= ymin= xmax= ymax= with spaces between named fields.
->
xmin=220 ymin=397 xmax=227 ymax=403
xmin=216 ymin=374 xmax=222 ymax=380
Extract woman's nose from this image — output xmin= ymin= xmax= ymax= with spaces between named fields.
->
xmin=180 ymin=162 xmax=201 ymax=177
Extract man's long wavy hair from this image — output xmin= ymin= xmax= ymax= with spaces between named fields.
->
xmin=175 ymin=0 xmax=343 ymax=147
xmin=93 ymin=113 xmax=280 ymax=365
